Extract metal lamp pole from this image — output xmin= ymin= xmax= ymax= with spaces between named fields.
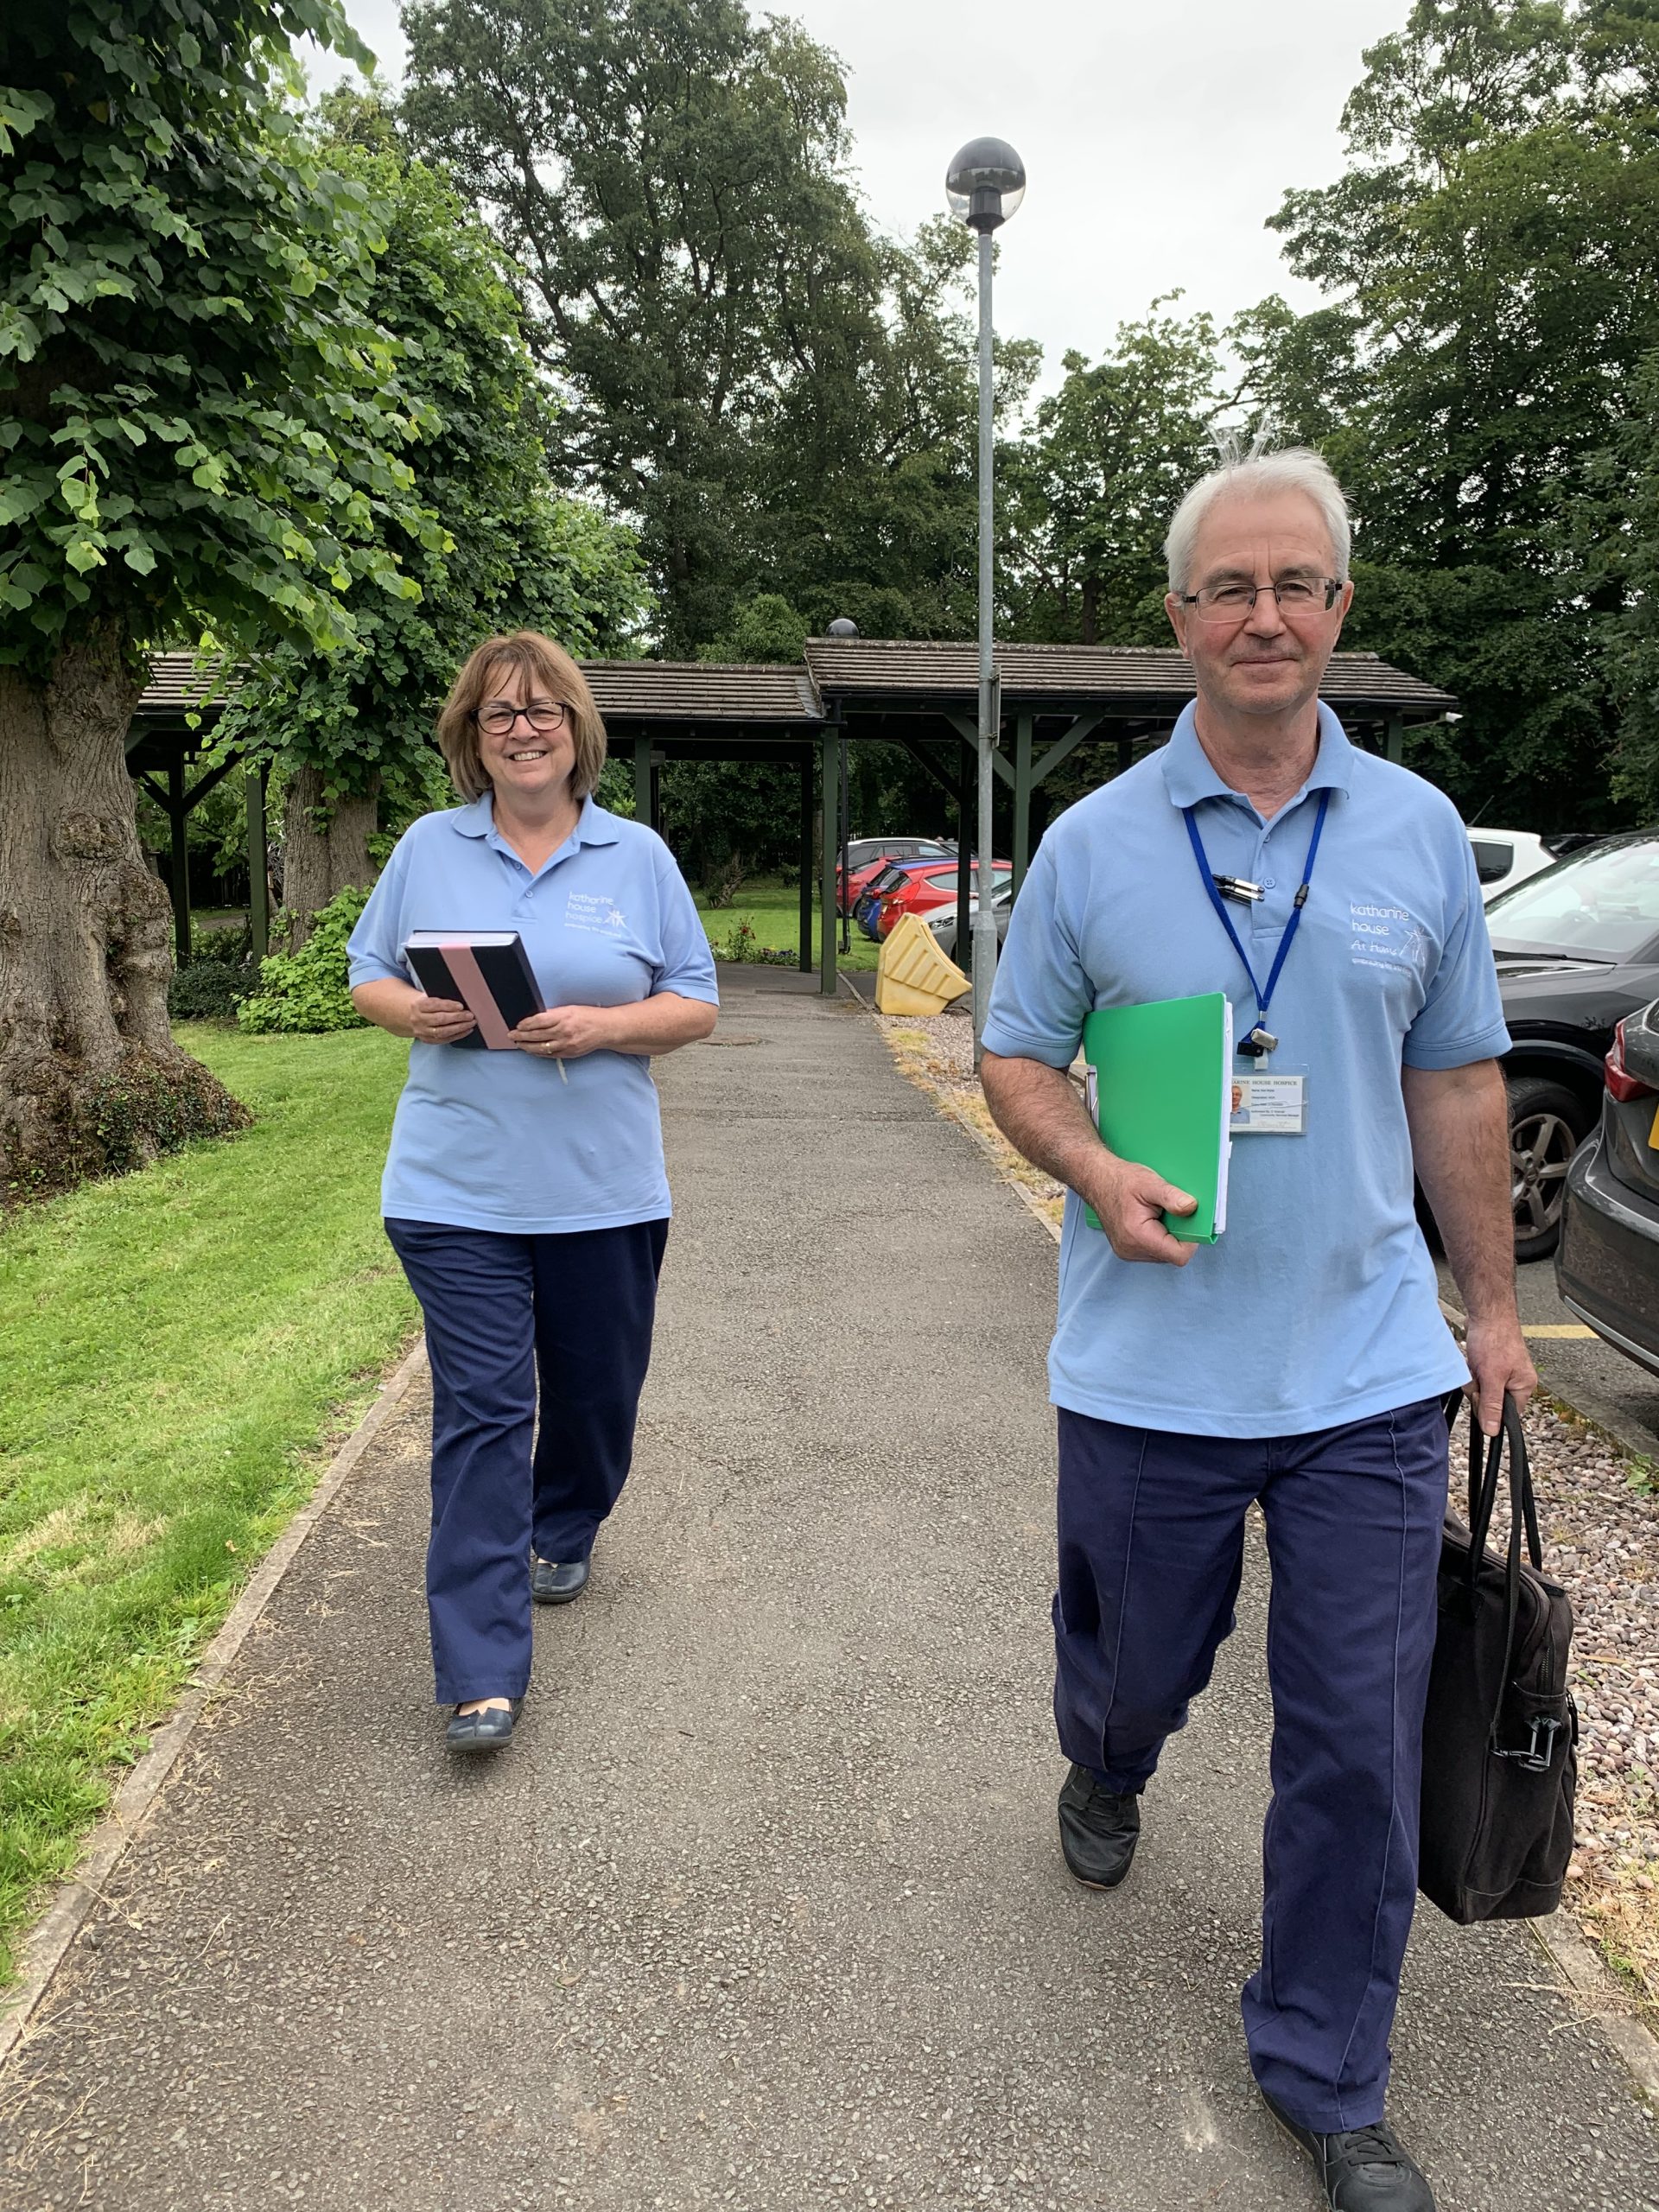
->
xmin=947 ymin=138 xmax=1025 ymax=1060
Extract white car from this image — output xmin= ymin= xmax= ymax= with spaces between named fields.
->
xmin=1467 ymin=829 xmax=1557 ymax=904
xmin=925 ymin=879 xmax=1015 ymax=961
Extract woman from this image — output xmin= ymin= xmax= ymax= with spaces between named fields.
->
xmin=347 ymin=632 xmax=718 ymax=1753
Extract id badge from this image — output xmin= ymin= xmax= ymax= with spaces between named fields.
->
xmin=1230 ymin=1072 xmax=1307 ymax=1135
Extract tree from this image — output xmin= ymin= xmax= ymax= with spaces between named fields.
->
xmin=400 ymin=0 xmax=857 ymax=650
xmin=1598 ymin=346 xmax=1659 ymax=812
xmin=1260 ymin=0 xmax=1659 ymax=830
xmin=741 ymin=218 xmax=1038 ymax=644
xmin=217 ymin=88 xmax=647 ymax=941
xmin=401 ymin=4 xmax=1028 ymax=656
xmin=0 ymin=0 xmax=435 ymax=1196
xmin=1004 ymin=300 xmax=1229 ymax=645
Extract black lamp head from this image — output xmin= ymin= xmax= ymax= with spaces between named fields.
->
xmin=946 ymin=137 xmax=1027 ymax=233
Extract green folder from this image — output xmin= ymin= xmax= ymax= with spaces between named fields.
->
xmin=1081 ymin=992 xmax=1233 ymax=1243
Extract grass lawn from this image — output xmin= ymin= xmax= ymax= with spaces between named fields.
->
xmin=694 ymin=876 xmax=880 ymax=971
xmin=0 ymin=1024 xmax=417 ymax=1981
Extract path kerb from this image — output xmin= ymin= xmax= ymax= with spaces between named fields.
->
xmin=0 ymin=1336 xmax=429 ymax=2072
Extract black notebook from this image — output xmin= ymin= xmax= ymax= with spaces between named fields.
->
xmin=403 ymin=931 xmax=544 ymax=1050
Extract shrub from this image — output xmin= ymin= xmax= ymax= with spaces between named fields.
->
xmin=237 ymin=887 xmax=372 ymax=1034
xmin=192 ymin=921 xmax=253 ymax=963
xmin=715 ymin=914 xmax=793 ymax=965
xmin=168 ymin=957 xmax=258 ymax=1021
xmin=705 ymin=850 xmax=748 ymax=908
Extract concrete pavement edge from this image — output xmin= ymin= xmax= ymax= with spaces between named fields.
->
xmin=0 ymin=1333 xmax=430 ymax=2076
xmin=841 ymin=972 xmax=1062 ymax=1249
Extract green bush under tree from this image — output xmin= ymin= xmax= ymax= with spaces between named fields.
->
xmin=237 ymin=886 xmax=370 ymax=1034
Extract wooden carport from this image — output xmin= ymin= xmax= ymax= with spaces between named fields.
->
xmin=130 ymin=639 xmax=1455 ymax=997
xmin=589 ymin=639 xmax=1458 ymax=996
xmin=126 ymin=653 xmax=262 ymax=967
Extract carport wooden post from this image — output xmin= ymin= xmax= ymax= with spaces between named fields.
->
xmin=1012 ymin=713 xmax=1034 ymax=897
xmin=1385 ymin=715 xmax=1405 ymax=766
xmin=819 ymin=730 xmax=838 ymax=995
xmin=167 ymin=756 xmax=191 ymax=966
xmin=798 ymin=753 xmax=814 ymax=973
xmin=245 ymin=761 xmax=269 ymax=963
xmin=632 ymin=736 xmax=652 ymax=830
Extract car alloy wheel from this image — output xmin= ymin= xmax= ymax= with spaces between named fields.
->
xmin=1506 ymin=1075 xmax=1590 ymax=1263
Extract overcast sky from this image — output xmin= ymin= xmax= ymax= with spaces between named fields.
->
xmin=303 ymin=0 xmax=1405 ymax=391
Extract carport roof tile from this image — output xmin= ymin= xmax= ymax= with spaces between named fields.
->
xmin=582 ymin=662 xmax=823 ymax=723
xmin=136 ymin=641 xmax=1455 ymax=724
xmin=801 ymin=639 xmax=1455 ymax=715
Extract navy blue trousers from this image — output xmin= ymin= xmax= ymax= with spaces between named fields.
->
xmin=1055 ymin=1399 xmax=1448 ymax=2134
xmin=385 ymin=1216 xmax=668 ymax=1706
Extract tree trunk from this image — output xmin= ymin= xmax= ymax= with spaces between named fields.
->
xmin=281 ymin=766 xmax=381 ymax=948
xmin=1080 ymin=575 xmax=1100 ymax=646
xmin=0 ymin=626 xmax=250 ymax=1203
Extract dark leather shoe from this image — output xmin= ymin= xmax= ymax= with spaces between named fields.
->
xmin=446 ymin=1702 xmax=516 ymax=1753
xmin=1263 ymin=2090 xmax=1437 ymax=2210
xmin=1057 ymin=1762 xmax=1141 ymax=1888
xmin=531 ymin=1555 xmax=589 ymax=1605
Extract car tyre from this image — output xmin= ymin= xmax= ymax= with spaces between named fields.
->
xmin=1507 ymin=1074 xmax=1592 ymax=1264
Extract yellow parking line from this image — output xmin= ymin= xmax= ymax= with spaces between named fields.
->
xmin=1521 ymin=1325 xmax=1598 ymax=1338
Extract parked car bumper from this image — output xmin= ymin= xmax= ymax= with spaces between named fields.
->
xmin=1556 ymin=1120 xmax=1659 ymax=1376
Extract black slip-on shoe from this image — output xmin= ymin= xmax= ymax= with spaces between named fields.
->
xmin=531 ymin=1555 xmax=590 ymax=1605
xmin=446 ymin=1702 xmax=517 ymax=1753
xmin=1262 ymin=2090 xmax=1437 ymax=2211
xmin=1057 ymin=1762 xmax=1141 ymax=1889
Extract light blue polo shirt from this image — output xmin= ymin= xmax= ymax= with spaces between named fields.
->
xmin=347 ymin=794 xmax=718 ymax=1235
xmin=983 ymin=702 xmax=1510 ymax=1438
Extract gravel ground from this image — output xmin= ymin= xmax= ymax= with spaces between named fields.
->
xmin=872 ymin=1004 xmax=1659 ymax=2023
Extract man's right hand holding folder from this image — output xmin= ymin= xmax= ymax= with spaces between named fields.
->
xmin=1090 ymin=1156 xmax=1201 ymax=1265
xmin=979 ymin=1050 xmax=1200 ymax=1267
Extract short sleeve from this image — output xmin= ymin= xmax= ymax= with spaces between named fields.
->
xmin=650 ymin=841 xmax=720 ymax=1005
xmin=346 ymin=832 xmax=413 ymax=988
xmin=1402 ymin=832 xmax=1511 ymax=1070
xmin=982 ymin=837 xmax=1093 ymax=1066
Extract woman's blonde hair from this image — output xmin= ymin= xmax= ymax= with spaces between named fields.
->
xmin=435 ymin=632 xmax=607 ymax=804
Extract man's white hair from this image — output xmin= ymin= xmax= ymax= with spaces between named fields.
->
xmin=1164 ymin=444 xmax=1351 ymax=596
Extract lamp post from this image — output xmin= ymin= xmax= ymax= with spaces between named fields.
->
xmin=946 ymin=137 xmax=1025 ymax=1058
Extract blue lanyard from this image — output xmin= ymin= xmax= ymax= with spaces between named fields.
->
xmin=1182 ymin=790 xmax=1330 ymax=1048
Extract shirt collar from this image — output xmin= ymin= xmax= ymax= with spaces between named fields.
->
xmin=1160 ymin=699 xmax=1355 ymax=812
xmin=448 ymin=791 xmax=621 ymax=849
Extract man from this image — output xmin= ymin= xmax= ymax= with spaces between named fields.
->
xmin=980 ymin=448 xmax=1533 ymax=2212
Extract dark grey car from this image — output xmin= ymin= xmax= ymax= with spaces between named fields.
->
xmin=1556 ymin=996 xmax=1659 ymax=1375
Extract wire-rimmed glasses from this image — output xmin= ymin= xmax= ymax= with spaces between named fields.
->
xmin=1180 ymin=577 xmax=1342 ymax=624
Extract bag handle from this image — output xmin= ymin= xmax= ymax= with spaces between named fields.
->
xmin=1459 ymin=1394 xmax=1560 ymax=1765
xmin=1464 ymin=1392 xmax=1541 ymax=1586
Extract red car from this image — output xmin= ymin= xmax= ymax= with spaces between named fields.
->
xmin=836 ymin=836 xmax=956 ymax=916
xmin=874 ymin=860 xmax=1012 ymax=938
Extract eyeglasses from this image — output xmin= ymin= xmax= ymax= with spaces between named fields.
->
xmin=474 ymin=700 xmax=569 ymax=737
xmin=1180 ymin=577 xmax=1342 ymax=624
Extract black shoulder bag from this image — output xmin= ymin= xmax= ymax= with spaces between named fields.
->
xmin=1418 ymin=1393 xmax=1578 ymax=1924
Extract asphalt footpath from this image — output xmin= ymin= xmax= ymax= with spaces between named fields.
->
xmin=3 ymin=969 xmax=1656 ymax=2212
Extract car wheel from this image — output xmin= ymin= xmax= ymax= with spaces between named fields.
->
xmin=1507 ymin=1075 xmax=1591 ymax=1264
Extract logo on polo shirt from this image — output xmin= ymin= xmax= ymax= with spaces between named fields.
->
xmin=1350 ymin=900 xmax=1429 ymax=979
xmin=565 ymin=890 xmax=628 ymax=934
